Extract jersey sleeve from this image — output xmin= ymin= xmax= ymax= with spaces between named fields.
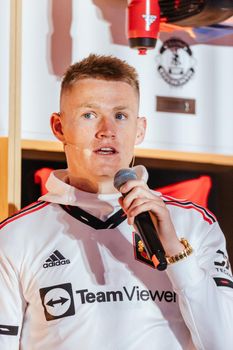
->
xmin=166 ymin=221 xmax=233 ymax=350
xmin=0 ymin=236 xmax=26 ymax=349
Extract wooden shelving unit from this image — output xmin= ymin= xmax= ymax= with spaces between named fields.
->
xmin=21 ymin=139 xmax=233 ymax=166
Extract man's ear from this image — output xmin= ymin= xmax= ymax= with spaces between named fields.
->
xmin=50 ymin=112 xmax=65 ymax=142
xmin=135 ymin=117 xmax=147 ymax=145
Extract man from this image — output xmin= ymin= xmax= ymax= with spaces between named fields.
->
xmin=0 ymin=54 xmax=232 ymax=349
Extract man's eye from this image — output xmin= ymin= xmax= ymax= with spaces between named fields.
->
xmin=83 ymin=113 xmax=95 ymax=119
xmin=115 ymin=113 xmax=127 ymax=120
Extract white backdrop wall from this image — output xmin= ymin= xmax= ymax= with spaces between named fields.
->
xmin=0 ymin=0 xmax=10 ymax=136
xmin=20 ymin=0 xmax=233 ymax=155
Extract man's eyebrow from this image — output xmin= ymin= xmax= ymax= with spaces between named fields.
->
xmin=77 ymin=103 xmax=99 ymax=109
xmin=112 ymin=106 xmax=129 ymax=111
xmin=77 ymin=104 xmax=130 ymax=111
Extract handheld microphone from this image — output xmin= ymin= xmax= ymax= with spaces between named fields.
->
xmin=114 ymin=168 xmax=167 ymax=271
xmin=127 ymin=0 xmax=161 ymax=55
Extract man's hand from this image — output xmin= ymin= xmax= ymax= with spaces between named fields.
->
xmin=118 ymin=179 xmax=184 ymax=256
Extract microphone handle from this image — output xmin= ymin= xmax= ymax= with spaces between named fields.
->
xmin=134 ymin=211 xmax=167 ymax=271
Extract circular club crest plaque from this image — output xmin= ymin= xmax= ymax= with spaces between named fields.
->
xmin=157 ymin=37 xmax=195 ymax=87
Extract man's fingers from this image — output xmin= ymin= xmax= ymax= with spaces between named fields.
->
xmin=127 ymin=200 xmax=167 ymax=220
xmin=120 ymin=179 xmax=147 ymax=195
xmin=121 ymin=187 xmax=161 ymax=211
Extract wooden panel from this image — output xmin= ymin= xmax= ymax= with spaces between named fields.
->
xmin=8 ymin=0 xmax=22 ymax=215
xmin=0 ymin=137 xmax=9 ymax=221
xmin=22 ymin=139 xmax=63 ymax=152
xmin=135 ymin=148 xmax=233 ymax=166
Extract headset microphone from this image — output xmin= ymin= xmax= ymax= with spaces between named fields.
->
xmin=127 ymin=0 xmax=160 ymax=55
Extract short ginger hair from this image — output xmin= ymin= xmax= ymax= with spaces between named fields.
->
xmin=61 ymin=54 xmax=140 ymax=96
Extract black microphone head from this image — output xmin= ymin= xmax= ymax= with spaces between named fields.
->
xmin=114 ymin=168 xmax=137 ymax=192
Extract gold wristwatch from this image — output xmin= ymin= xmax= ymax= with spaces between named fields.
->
xmin=166 ymin=238 xmax=193 ymax=265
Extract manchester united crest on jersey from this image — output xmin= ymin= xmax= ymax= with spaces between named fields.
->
xmin=133 ymin=232 xmax=155 ymax=268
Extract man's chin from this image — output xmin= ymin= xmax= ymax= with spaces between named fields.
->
xmin=95 ymin=168 xmax=119 ymax=178
xmin=94 ymin=164 xmax=125 ymax=178
xmin=90 ymin=156 xmax=132 ymax=178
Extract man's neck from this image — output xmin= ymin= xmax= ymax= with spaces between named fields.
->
xmin=67 ymin=174 xmax=119 ymax=194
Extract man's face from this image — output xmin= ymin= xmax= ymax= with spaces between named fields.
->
xmin=51 ymin=78 xmax=146 ymax=186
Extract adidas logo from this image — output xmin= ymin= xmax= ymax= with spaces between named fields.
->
xmin=43 ymin=250 xmax=70 ymax=269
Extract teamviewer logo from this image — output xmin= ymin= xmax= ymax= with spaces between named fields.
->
xmin=39 ymin=283 xmax=75 ymax=321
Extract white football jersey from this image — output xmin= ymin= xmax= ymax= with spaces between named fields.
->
xmin=0 ymin=166 xmax=233 ymax=350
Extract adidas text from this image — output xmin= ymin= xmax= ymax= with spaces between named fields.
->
xmin=43 ymin=259 xmax=70 ymax=268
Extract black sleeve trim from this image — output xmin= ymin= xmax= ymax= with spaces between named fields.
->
xmin=0 ymin=324 xmax=19 ymax=336
xmin=214 ymin=277 xmax=233 ymax=289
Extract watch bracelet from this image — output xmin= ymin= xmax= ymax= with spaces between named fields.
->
xmin=166 ymin=238 xmax=193 ymax=264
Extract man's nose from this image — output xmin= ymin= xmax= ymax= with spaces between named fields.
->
xmin=96 ymin=117 xmax=116 ymax=139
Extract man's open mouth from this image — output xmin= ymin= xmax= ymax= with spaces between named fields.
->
xmin=94 ymin=147 xmax=117 ymax=155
